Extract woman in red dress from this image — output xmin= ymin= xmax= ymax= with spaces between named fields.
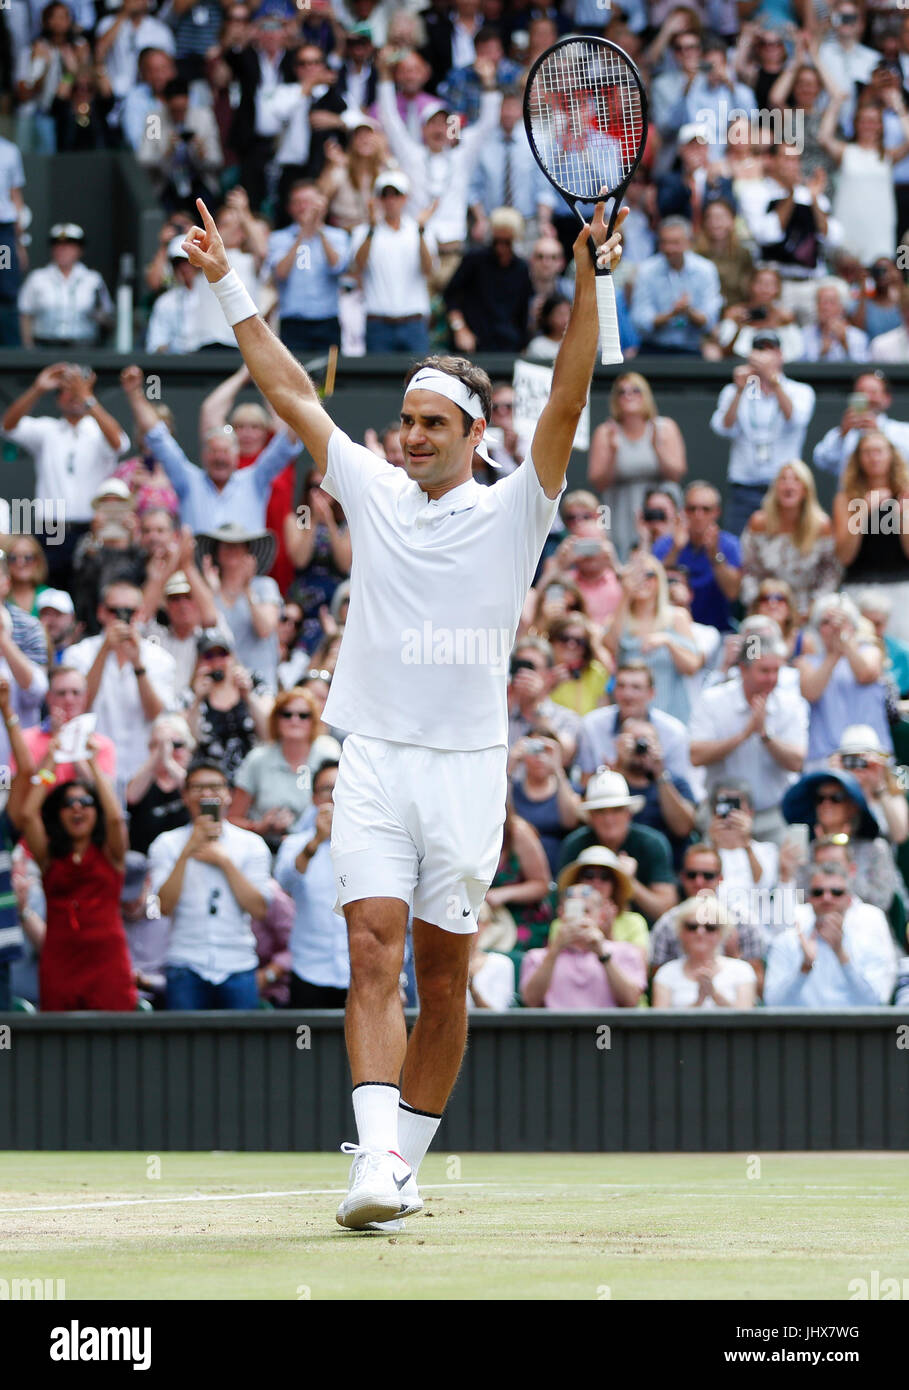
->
xmin=22 ymin=737 xmax=137 ymax=1012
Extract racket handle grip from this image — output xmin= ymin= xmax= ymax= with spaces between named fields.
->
xmin=595 ymin=270 xmax=623 ymax=367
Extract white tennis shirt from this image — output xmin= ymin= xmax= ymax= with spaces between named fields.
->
xmin=320 ymin=428 xmax=563 ymax=751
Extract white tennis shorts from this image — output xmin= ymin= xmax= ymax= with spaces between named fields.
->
xmin=330 ymin=733 xmax=508 ymax=933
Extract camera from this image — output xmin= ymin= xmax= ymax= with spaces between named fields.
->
xmin=199 ymin=797 xmax=221 ymax=822
xmin=178 ymin=128 xmax=194 ymax=142
xmin=111 ymin=606 xmax=134 ymax=623
xmin=509 ymin=657 xmax=536 ymax=679
xmin=634 ymin=737 xmax=650 ymax=756
xmin=748 ymin=306 xmax=769 ymax=323
xmin=642 ymin=507 xmax=667 ymax=523
xmin=525 ymin=739 xmax=546 ymax=755
xmin=715 ymin=795 xmax=741 ymax=818
xmin=841 ymin=753 xmax=868 ymax=770
xmin=573 ymin=538 xmax=601 ymax=557
xmin=209 ymin=669 xmax=225 ymax=683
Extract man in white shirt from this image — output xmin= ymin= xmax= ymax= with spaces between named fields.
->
xmin=18 ymin=224 xmax=114 ymax=348
xmin=67 ymin=580 xmax=177 ymax=796
xmin=764 ymin=862 xmax=897 ymax=1006
xmin=149 ymin=759 xmax=273 ymax=1009
xmin=1 ymin=362 xmax=129 ymax=589
xmin=375 ymin=45 xmax=501 ymax=268
xmin=709 ymin=332 xmax=816 ymax=536
xmin=689 ymin=632 xmax=808 ymax=843
xmin=350 ymin=170 xmax=437 ymax=355
xmin=818 ymin=0 xmax=881 ymax=129
xmin=575 ymin=659 xmax=704 ymax=799
xmin=812 ymin=368 xmax=909 ymax=477
xmin=145 ymin=237 xmax=208 ymax=353
xmin=94 ymin=0 xmax=174 ymax=100
xmin=180 ymin=187 xmax=625 ymax=1228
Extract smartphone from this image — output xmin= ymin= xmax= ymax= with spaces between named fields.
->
xmin=525 ymin=739 xmax=546 ymax=755
xmin=546 ymin=584 xmax=566 ymax=603
xmin=574 ymin=539 xmax=601 ymax=557
xmin=642 ymin=507 xmax=667 ymax=522
xmin=562 ymin=897 xmax=588 ymax=926
xmin=200 ymin=797 xmax=221 ymax=822
xmin=847 ymin=393 xmax=869 ymax=414
xmin=783 ymin=822 xmax=810 ymax=857
xmin=715 ymin=796 xmax=741 ymax=817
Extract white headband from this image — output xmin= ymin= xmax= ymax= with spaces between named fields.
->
xmin=404 ymin=368 xmax=500 ymax=468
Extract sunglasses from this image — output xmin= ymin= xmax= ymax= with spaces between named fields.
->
xmin=565 ymin=512 xmax=595 ymax=523
xmin=279 ymin=709 xmax=313 ymax=721
xmin=556 ymin=635 xmax=586 ymax=647
xmin=577 ymin=869 xmax=615 ymax=883
xmin=809 ymin=886 xmax=847 ymax=898
xmin=682 ymin=868 xmax=718 ymax=881
xmin=63 ymin=795 xmax=94 ymax=810
xmin=760 ymin=592 xmax=788 ymax=603
xmin=107 ymin=605 xmax=137 ymax=620
xmin=683 ymin=921 xmax=720 ymax=932
xmin=816 ymin=791 xmax=847 ymax=805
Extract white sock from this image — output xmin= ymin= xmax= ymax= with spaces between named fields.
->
xmin=352 ymin=1083 xmax=401 ymax=1154
xmin=397 ymin=1100 xmax=442 ymax=1175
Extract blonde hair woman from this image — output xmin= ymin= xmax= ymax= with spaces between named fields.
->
xmin=605 ymin=553 xmax=702 ymax=722
xmin=740 ymin=460 xmax=841 ymax=620
xmin=652 ymin=897 xmax=757 ymax=1008
xmin=318 ymin=120 xmax=390 ymax=232
xmin=833 ymin=432 xmax=909 ymax=643
xmin=588 ymin=372 xmax=686 ymax=561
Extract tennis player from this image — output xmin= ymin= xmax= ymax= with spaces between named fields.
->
xmin=183 ymin=196 xmax=626 ymax=1231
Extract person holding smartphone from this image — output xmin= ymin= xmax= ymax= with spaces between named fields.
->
xmin=148 ymin=758 xmax=273 ymax=1010
xmin=520 ymin=881 xmax=646 ymax=1009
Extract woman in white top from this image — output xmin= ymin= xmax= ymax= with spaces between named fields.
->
xmin=652 ymin=897 xmax=758 ymax=1009
xmin=820 ymin=92 xmax=909 ymax=265
xmin=588 ymin=372 xmax=686 ymax=562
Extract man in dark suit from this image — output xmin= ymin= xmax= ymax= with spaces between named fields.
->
xmin=421 ymin=0 xmax=483 ymax=92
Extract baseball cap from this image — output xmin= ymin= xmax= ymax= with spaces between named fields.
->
xmin=50 ymin=222 xmax=84 ymax=243
xmin=837 ymin=724 xmax=886 ymax=756
xmin=678 ymin=122 xmax=709 ymax=145
xmin=91 ymin=478 xmax=132 ymax=507
xmin=37 ymin=588 xmax=75 ymax=616
xmin=164 ymin=571 xmax=192 ymax=598
xmin=197 ymin=627 xmax=235 ymax=656
xmin=421 ymin=99 xmax=452 ymax=124
xmin=752 ymin=330 xmax=781 ymax=350
xmin=374 ymin=169 xmax=410 ymax=196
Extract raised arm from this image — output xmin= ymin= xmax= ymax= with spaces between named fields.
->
xmin=531 ymin=205 xmax=627 ymax=499
xmin=183 ymin=200 xmax=336 ymax=470
xmin=199 ymin=362 xmax=251 ymax=441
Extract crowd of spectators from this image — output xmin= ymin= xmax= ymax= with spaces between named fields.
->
xmin=9 ymin=1 xmax=909 ymax=357
xmin=1 ymin=1 xmax=909 ymax=1016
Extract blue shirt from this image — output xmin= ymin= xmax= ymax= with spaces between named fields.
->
xmin=265 ymin=224 xmax=350 ymax=322
xmin=653 ymin=531 xmax=741 ymax=632
xmin=144 ymin=421 xmax=300 ymax=534
xmin=440 ymin=59 xmax=524 ymax=123
xmin=468 ymin=129 xmax=558 ymax=222
xmin=275 ymin=814 xmax=350 ymax=990
xmin=631 ymin=251 xmax=722 ymax=353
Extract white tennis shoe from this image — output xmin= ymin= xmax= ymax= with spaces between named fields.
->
xmin=336 ymin=1143 xmax=423 ymax=1229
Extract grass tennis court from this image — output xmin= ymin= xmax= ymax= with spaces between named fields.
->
xmin=1 ymin=1151 xmax=906 ymax=1300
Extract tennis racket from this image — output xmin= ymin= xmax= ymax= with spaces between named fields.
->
xmin=524 ymin=35 xmax=648 ymax=366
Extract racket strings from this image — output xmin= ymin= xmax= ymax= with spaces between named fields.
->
xmin=528 ymin=40 xmax=644 ymax=201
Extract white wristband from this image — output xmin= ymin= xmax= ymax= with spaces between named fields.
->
xmin=211 ymin=269 xmax=258 ymax=328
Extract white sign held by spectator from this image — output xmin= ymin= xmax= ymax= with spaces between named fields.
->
xmin=55 ymin=714 xmax=97 ymax=763
xmin=512 ymin=359 xmax=589 ymax=452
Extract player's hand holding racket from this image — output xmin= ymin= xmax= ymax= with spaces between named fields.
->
xmin=524 ymin=36 xmax=648 ymax=365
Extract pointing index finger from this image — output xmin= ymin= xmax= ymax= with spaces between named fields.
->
xmin=196 ymin=198 xmax=217 ymax=233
